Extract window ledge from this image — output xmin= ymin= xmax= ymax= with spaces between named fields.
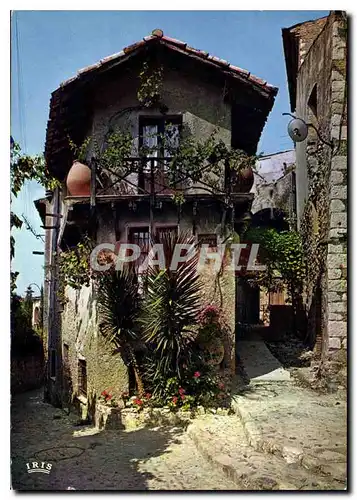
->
xmin=76 ymin=394 xmax=88 ymax=405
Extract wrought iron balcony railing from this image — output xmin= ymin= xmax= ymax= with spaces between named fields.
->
xmin=96 ymin=156 xmax=187 ymax=197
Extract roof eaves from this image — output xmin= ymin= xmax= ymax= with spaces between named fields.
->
xmin=56 ymin=30 xmax=277 ymax=97
xmin=162 ymin=35 xmax=187 ymax=48
xmin=100 ymin=50 xmax=125 ymax=64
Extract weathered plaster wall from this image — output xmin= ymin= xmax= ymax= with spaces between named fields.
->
xmin=199 ymin=255 xmax=236 ymax=374
xmin=89 ymin=67 xmax=231 ymax=195
xmin=91 ymin=67 xmax=231 ymax=146
xmin=61 ymin=282 xmax=129 ymax=418
xmin=55 ymin=62 xmax=238 ymax=410
xmin=252 ymin=171 xmax=295 ymax=218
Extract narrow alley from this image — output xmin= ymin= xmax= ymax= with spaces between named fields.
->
xmin=11 ymin=388 xmax=239 ymax=491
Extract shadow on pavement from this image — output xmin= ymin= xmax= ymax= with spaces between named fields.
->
xmin=11 ymin=388 xmax=183 ymax=491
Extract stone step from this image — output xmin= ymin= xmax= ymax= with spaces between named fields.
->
xmin=187 ymin=415 xmax=345 ymax=490
xmin=230 ymin=383 xmax=347 ymax=486
xmin=236 ymin=339 xmax=291 ymax=383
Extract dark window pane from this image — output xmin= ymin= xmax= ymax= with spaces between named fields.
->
xmin=78 ymin=359 xmax=87 ymax=397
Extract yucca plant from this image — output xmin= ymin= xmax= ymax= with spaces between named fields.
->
xmin=96 ymin=266 xmax=145 ymax=396
xmin=140 ymin=230 xmax=203 ymax=393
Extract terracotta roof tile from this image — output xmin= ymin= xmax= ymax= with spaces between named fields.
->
xmin=197 ymin=50 xmax=209 ymax=58
xmin=77 ymin=62 xmax=101 ymax=75
xmin=248 ymin=74 xmax=267 ymax=86
xmin=60 ymin=75 xmax=77 ymax=87
xmin=186 ymin=45 xmax=203 ymax=56
xmin=57 ymin=29 xmax=277 ymax=94
xmin=100 ymin=51 xmax=125 ymax=64
xmin=229 ymin=64 xmax=250 ymax=77
xmin=123 ymin=40 xmax=146 ymax=55
xmin=162 ymin=35 xmax=187 ymax=48
xmin=207 ymin=55 xmax=229 ymax=67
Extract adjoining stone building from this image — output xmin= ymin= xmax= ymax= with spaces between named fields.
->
xmin=282 ymin=11 xmax=347 ymax=368
xmin=36 ymin=30 xmax=277 ymax=414
xmin=250 ymin=149 xmax=296 ymax=327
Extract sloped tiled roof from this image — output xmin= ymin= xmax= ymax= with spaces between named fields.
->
xmin=59 ymin=29 xmax=278 ymax=96
xmin=45 ymin=29 xmax=278 ymax=178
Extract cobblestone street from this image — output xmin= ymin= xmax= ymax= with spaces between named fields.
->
xmin=11 ymin=388 xmax=238 ymax=491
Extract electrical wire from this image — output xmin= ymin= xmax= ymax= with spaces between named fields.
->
xmin=14 ymin=12 xmax=26 ymax=153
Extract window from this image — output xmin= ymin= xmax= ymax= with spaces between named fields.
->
xmin=139 ymin=116 xmax=182 ymax=194
xmin=50 ymin=349 xmax=56 ymax=379
xmin=78 ymin=359 xmax=87 ymax=397
xmin=139 ymin=116 xmax=182 ymax=161
xmin=156 ymin=225 xmax=178 ymax=242
xmin=128 ymin=226 xmax=150 ymax=273
xmin=63 ymin=343 xmax=69 ymax=365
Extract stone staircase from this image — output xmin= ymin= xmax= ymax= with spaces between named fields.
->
xmin=187 ymin=413 xmax=345 ymax=490
xmin=187 ymin=338 xmax=347 ymax=490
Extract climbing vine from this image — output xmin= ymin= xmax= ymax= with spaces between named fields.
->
xmin=137 ymin=61 xmax=164 ymax=107
xmin=300 ymin=142 xmax=330 ymax=316
xmin=243 ymin=226 xmax=306 ymax=334
xmin=244 ymin=227 xmax=305 ymax=296
xmin=71 ymin=127 xmax=256 ymax=201
xmin=58 ymin=235 xmax=94 ymax=303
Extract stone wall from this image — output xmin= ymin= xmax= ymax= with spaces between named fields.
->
xmin=252 ymin=150 xmax=296 ymax=216
xmin=295 ymin=16 xmax=333 ymax=228
xmin=293 ymin=12 xmax=347 ymax=358
xmin=326 ymin=13 xmax=347 ymax=353
xmin=11 ymin=355 xmax=44 ymax=394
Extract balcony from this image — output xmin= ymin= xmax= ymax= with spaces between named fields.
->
xmin=64 ymin=155 xmax=254 ymax=205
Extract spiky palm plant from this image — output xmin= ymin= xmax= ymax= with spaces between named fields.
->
xmin=96 ymin=266 xmax=145 ymax=396
xmin=140 ymin=230 xmax=203 ymax=392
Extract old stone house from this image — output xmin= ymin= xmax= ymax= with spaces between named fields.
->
xmin=282 ymin=11 xmax=347 ymax=368
xmin=249 ymin=149 xmax=296 ymax=327
xmin=36 ymin=29 xmax=277 ymax=413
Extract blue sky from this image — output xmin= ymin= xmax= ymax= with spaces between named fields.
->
xmin=11 ymin=10 xmax=328 ymax=295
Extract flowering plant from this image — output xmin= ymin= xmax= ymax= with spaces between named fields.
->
xmin=161 ymin=367 xmax=230 ymax=411
xmin=197 ymin=304 xmax=227 ymax=345
xmin=99 ymin=389 xmax=119 ymax=407
xmin=123 ymin=392 xmax=153 ymax=412
xmin=198 ymin=304 xmax=221 ymax=325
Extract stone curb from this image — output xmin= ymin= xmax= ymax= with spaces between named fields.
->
xmin=232 ymin=395 xmax=305 ymax=461
xmin=187 ymin=423 xmax=286 ymax=490
xmin=232 ymin=394 xmax=307 ymax=462
xmin=231 ymin=396 xmax=264 ymax=451
xmin=231 ymin=394 xmax=346 ymax=485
